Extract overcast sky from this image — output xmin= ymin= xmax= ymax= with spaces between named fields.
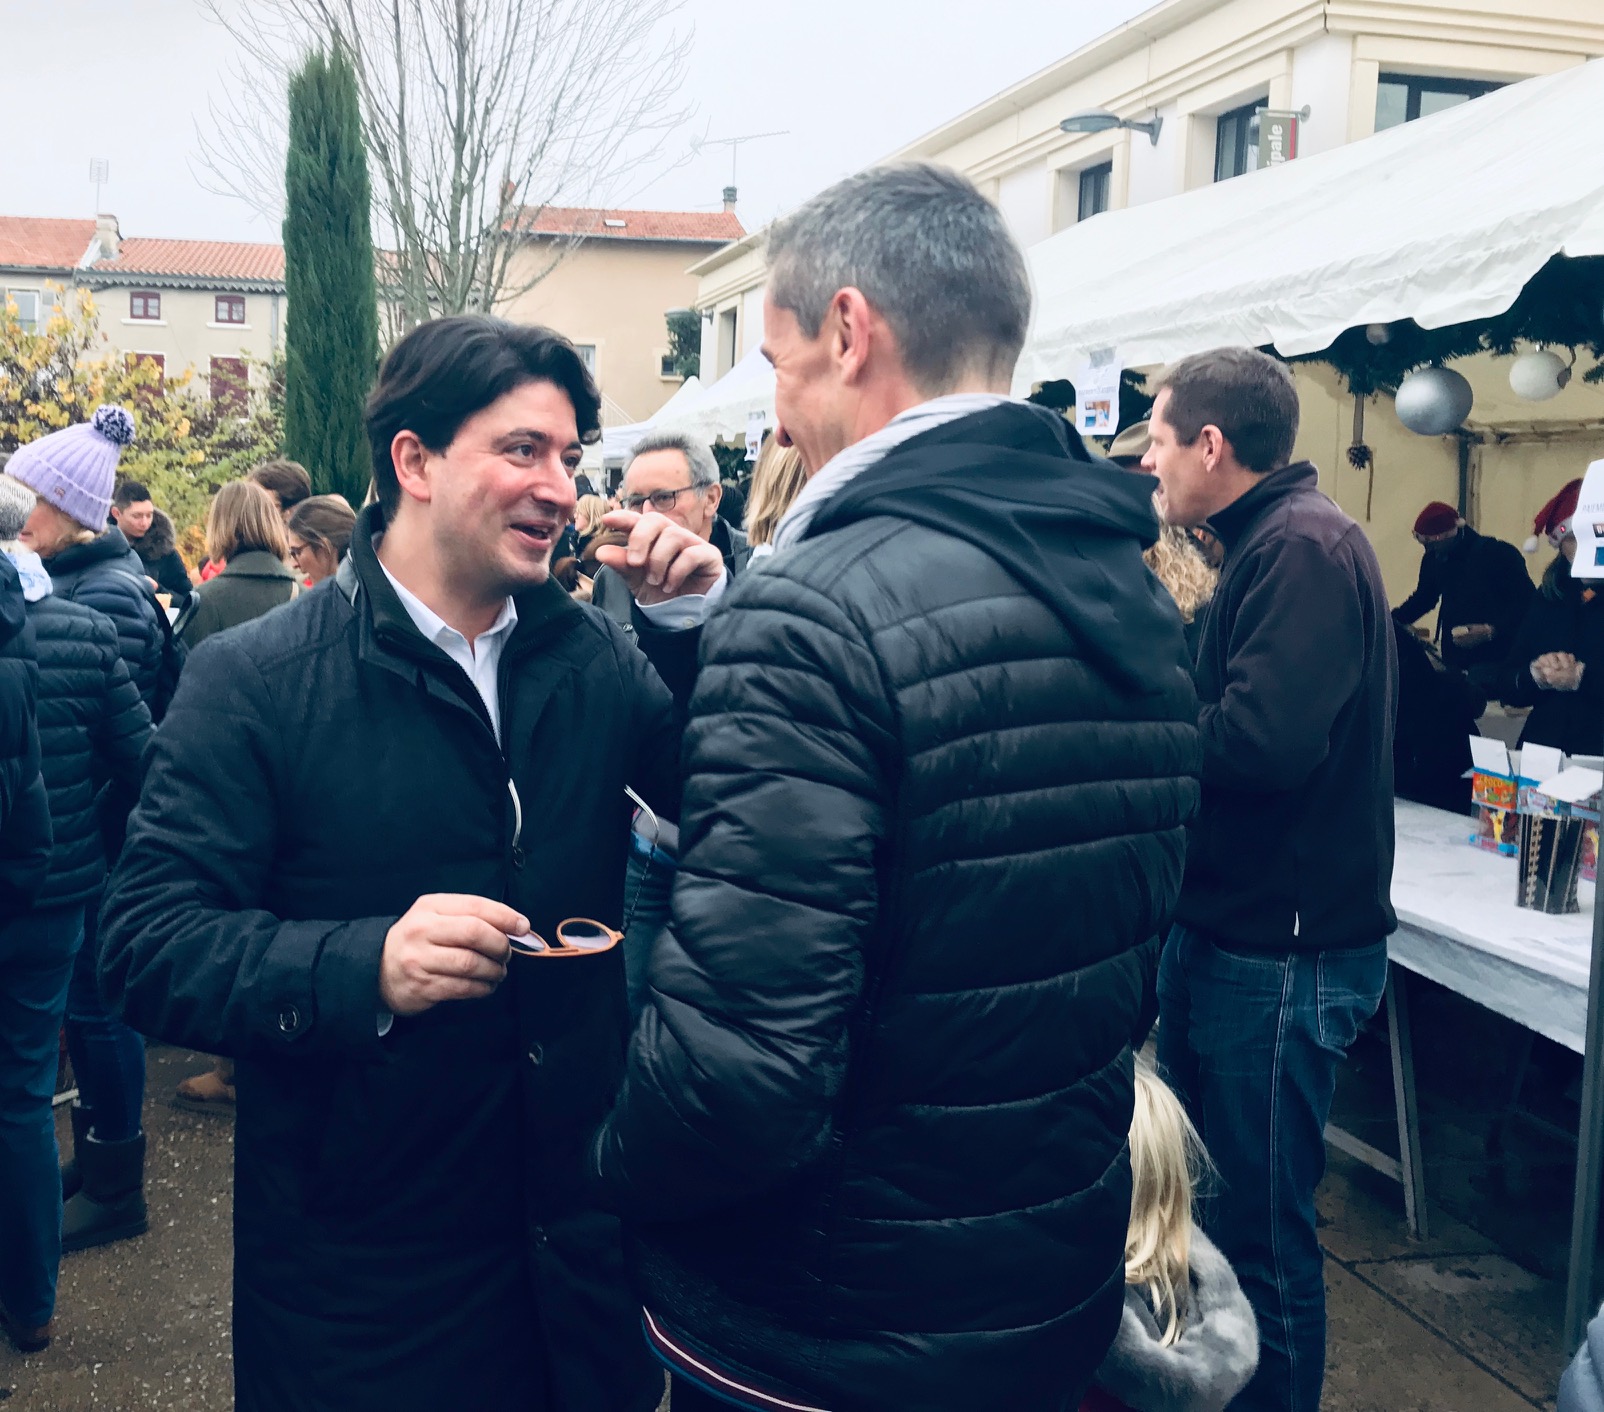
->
xmin=3 ymin=0 xmax=1152 ymax=244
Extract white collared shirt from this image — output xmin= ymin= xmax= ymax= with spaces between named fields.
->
xmin=378 ymin=561 xmax=519 ymax=742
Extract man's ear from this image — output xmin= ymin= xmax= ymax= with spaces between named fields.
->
xmin=391 ymin=430 xmax=434 ymax=505
xmin=830 ymin=287 xmax=877 ymax=386
xmin=1200 ymin=424 xmax=1228 ymax=474
xmin=703 ymin=480 xmax=723 ymax=518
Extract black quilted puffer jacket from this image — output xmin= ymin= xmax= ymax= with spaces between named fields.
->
xmin=595 ymin=403 xmax=1201 ymax=1412
xmin=45 ymin=528 xmax=167 ymax=718
xmin=28 ymin=591 xmax=151 ymax=909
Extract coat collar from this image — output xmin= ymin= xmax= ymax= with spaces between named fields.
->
xmin=1206 ymin=461 xmax=1319 ymax=554
xmin=340 ymin=503 xmax=580 ymax=667
xmin=219 ymin=549 xmax=298 ymax=581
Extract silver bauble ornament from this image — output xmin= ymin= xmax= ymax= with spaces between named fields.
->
xmin=1508 ymin=349 xmax=1571 ymax=401
xmin=1394 ymin=366 xmax=1473 ymax=435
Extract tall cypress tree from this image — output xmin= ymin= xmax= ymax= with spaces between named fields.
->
xmin=282 ymin=47 xmax=380 ymax=507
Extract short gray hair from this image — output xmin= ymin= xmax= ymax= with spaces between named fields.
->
xmin=766 ymin=162 xmax=1031 ymax=394
xmin=625 ymin=429 xmax=719 ymax=489
xmin=0 ymin=473 xmax=37 ymax=542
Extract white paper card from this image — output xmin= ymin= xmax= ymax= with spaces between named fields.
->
xmin=1521 ymin=743 xmax=1565 ymax=782
xmin=1536 ymin=767 xmax=1604 ymax=804
xmin=1469 ymin=736 xmax=1511 ymax=774
xmin=1075 ymin=348 xmax=1121 ymax=438
xmin=1570 ymin=459 xmax=1604 ymax=581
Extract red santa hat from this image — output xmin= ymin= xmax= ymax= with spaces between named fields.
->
xmin=1413 ymin=502 xmax=1461 ymax=538
xmin=1527 ymin=478 xmax=1583 ymax=553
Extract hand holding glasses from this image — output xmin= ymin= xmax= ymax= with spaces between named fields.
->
xmin=506 ymin=787 xmax=662 ymax=961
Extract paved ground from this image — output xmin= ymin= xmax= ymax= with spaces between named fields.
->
xmin=0 ymin=997 xmax=1589 ymax=1410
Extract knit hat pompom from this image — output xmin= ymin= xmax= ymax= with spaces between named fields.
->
xmin=91 ymin=404 xmax=136 ymax=448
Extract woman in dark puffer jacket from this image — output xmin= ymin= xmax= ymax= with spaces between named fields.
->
xmin=10 ymin=406 xmax=170 ymax=1254
xmin=0 ymin=473 xmax=151 ymax=1353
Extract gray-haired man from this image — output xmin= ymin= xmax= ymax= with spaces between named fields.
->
xmin=592 ymin=431 xmax=751 ymax=628
xmin=592 ymin=162 xmax=1199 ymax=1411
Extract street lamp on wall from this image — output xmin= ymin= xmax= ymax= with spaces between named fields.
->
xmin=1059 ymin=110 xmax=1164 ymax=146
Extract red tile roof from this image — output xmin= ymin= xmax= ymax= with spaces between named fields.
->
xmin=513 ymin=206 xmax=744 ymax=243
xmin=0 ymin=217 xmax=97 ymax=271
xmin=95 ymin=237 xmax=285 ymax=283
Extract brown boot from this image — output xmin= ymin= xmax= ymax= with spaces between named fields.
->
xmin=173 ymin=1062 xmax=235 ymax=1114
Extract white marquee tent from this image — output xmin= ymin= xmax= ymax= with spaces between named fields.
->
xmin=649 ymin=343 xmax=775 ymax=446
xmin=1014 ymin=57 xmax=1604 ymax=390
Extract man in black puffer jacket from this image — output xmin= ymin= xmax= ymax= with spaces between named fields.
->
xmin=594 ymin=164 xmax=1201 ymax=1412
xmin=0 ymin=478 xmax=150 ymax=1351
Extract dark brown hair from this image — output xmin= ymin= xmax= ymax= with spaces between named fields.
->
xmin=1154 ymin=347 xmax=1300 ymax=474
xmin=248 ymin=459 xmax=313 ymax=512
xmin=287 ymin=493 xmax=357 ymax=561
xmin=364 ymin=315 xmax=601 ymax=519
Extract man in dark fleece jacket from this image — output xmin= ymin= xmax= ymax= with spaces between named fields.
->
xmin=1142 ymin=347 xmax=1397 ymax=1412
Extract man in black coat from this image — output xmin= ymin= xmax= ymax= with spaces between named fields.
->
xmin=593 ymin=164 xmax=1201 ymax=1412
xmin=0 ymin=551 xmax=49 ymax=912
xmin=101 ymin=316 xmax=724 ymax=1412
xmin=1142 ymin=348 xmax=1398 ymax=1412
xmin=110 ymin=480 xmax=193 ymax=608
xmin=1393 ymin=501 xmax=1532 ymax=691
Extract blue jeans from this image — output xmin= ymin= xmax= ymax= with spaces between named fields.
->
xmin=0 ymin=905 xmax=84 ymax=1327
xmin=65 ymin=893 xmax=145 ymax=1144
xmin=1157 ymin=924 xmax=1387 ymax=1412
xmin=622 ymin=832 xmax=676 ymax=1020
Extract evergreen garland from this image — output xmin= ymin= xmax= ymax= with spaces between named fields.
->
xmin=282 ymin=48 xmax=381 ymax=507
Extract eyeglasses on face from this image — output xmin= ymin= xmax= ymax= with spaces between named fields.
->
xmin=620 ymin=484 xmax=704 ymax=514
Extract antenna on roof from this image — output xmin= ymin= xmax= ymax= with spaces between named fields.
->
xmin=689 ymin=131 xmax=788 ymax=188
xmin=89 ymin=158 xmax=109 ymax=212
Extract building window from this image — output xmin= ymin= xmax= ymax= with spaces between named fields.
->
xmin=575 ymin=344 xmax=597 ymax=375
xmin=5 ymin=289 xmax=39 ymax=332
xmin=717 ymin=308 xmax=738 ymax=377
xmin=1077 ymin=163 xmax=1112 ymax=222
xmin=210 ymin=356 xmax=249 ymax=415
xmin=1375 ymin=74 xmax=1504 ymax=132
xmin=660 ymin=352 xmax=678 ymax=378
xmin=215 ymin=295 xmax=246 ymax=325
xmin=1215 ymin=99 xmax=1268 ymax=182
xmin=125 ymin=352 xmax=166 ymax=396
xmin=130 ymin=291 xmax=161 ymax=321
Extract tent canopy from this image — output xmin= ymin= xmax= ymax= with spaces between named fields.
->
xmin=650 ymin=343 xmax=775 ymax=446
xmin=1015 ymin=58 xmax=1604 ymax=389
xmin=598 ymin=374 xmax=702 ymax=467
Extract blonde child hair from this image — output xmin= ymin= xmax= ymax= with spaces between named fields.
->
xmin=1126 ymin=1065 xmax=1211 ymax=1347
xmin=574 ymin=493 xmax=608 ymax=539
xmin=744 ymin=442 xmax=808 ymax=548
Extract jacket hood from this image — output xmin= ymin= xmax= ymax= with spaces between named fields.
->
xmin=1094 ymin=1233 xmax=1260 ymax=1412
xmin=133 ymin=507 xmax=177 ymax=559
xmin=805 ymin=401 xmax=1187 ymax=694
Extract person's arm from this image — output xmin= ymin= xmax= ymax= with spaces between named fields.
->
xmin=1393 ymin=553 xmax=1441 ymax=625
xmin=88 ymin=616 xmax=153 ymax=836
xmin=1487 ymin=543 xmax=1536 ymax=649
xmin=99 ymin=635 xmax=397 ymax=1058
xmin=1199 ymin=536 xmax=1366 ymax=793
xmin=154 ymin=552 xmax=193 ymax=607
xmin=594 ymin=569 xmax=891 ymax=1222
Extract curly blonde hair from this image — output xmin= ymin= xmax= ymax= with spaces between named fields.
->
xmin=1145 ymin=523 xmax=1218 ymax=625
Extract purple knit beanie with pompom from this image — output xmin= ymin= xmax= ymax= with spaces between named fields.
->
xmin=7 ymin=404 xmax=136 ymax=532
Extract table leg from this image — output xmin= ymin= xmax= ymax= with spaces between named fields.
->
xmin=1387 ymin=964 xmax=1429 ymax=1241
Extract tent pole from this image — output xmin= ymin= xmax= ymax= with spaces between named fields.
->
xmin=1564 ymin=764 xmax=1604 ymax=1350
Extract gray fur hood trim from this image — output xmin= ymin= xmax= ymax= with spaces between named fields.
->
xmin=1093 ymin=1232 xmax=1259 ymax=1412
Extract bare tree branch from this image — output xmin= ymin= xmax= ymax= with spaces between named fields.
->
xmin=192 ymin=0 xmax=695 ymax=327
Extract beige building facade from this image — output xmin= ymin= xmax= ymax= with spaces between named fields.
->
xmin=691 ymin=0 xmax=1604 ymax=596
xmin=496 ymin=205 xmax=744 ymax=430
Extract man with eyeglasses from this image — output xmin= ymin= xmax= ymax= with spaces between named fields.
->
xmin=592 ymin=430 xmax=751 ymax=630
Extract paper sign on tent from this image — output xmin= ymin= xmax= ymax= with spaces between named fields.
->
xmin=1571 ymin=459 xmax=1604 ymax=581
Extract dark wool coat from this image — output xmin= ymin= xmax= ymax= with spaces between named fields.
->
xmin=176 ymin=549 xmax=299 ymax=647
xmin=596 ymin=403 xmax=1201 ymax=1412
xmin=130 ymin=507 xmax=194 ymax=607
xmin=1392 ymin=526 xmax=1534 ymax=677
xmin=101 ymin=507 xmax=693 ymax=1412
xmin=0 ymin=556 xmax=50 ymax=910
xmin=28 ymin=593 xmax=151 ymax=909
xmin=45 ymin=528 xmax=167 ymax=718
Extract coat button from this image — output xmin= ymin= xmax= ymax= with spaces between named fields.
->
xmin=532 ymin=1225 xmax=548 ymax=1249
xmin=527 ymin=1045 xmax=544 ymax=1066
xmin=512 ymin=846 xmax=526 ymax=869
xmin=277 ymin=1006 xmax=300 ymax=1034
